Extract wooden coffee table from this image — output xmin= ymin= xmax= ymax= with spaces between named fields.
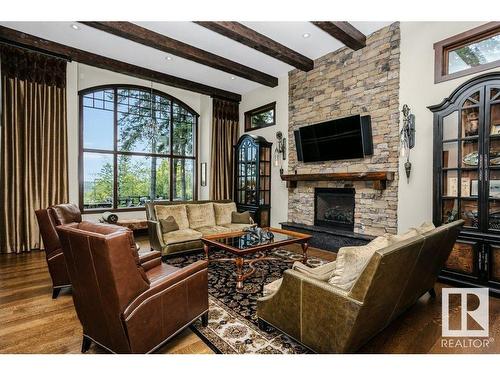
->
xmin=201 ymin=227 xmax=311 ymax=290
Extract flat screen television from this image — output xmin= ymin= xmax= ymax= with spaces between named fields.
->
xmin=294 ymin=115 xmax=373 ymax=163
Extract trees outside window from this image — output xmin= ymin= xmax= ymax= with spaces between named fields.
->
xmin=80 ymin=85 xmax=197 ymax=212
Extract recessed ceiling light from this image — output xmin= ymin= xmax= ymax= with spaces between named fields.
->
xmin=166 ymin=56 xmax=173 ymax=61
xmin=302 ymin=32 xmax=311 ymax=38
xmin=230 ymin=76 xmax=236 ymax=80
xmin=70 ymin=24 xmax=80 ymax=30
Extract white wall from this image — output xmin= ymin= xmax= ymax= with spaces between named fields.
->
xmin=238 ymin=76 xmax=289 ymax=227
xmin=397 ymin=22 xmax=500 ymax=233
xmin=66 ymin=63 xmax=212 ymax=221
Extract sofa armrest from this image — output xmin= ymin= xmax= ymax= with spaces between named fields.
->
xmin=292 ymin=261 xmax=337 ymax=281
xmin=257 ymin=269 xmax=362 ymax=353
xmin=139 ymin=250 xmax=162 ymax=271
xmin=123 ymin=260 xmax=208 ymax=320
xmin=147 ymin=220 xmax=165 ymax=252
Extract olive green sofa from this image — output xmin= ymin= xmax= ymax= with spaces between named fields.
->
xmin=257 ymin=220 xmax=464 ymax=353
xmin=145 ymin=200 xmax=254 ymax=256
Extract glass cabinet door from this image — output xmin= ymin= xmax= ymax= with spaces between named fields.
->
xmin=441 ymin=93 xmax=482 ymax=231
xmin=487 ymin=86 xmax=500 ymax=231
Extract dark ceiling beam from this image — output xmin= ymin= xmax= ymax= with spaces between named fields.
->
xmin=80 ymin=21 xmax=278 ymax=88
xmin=311 ymin=22 xmax=366 ymax=50
xmin=0 ymin=25 xmax=241 ymax=101
xmin=195 ymin=21 xmax=314 ymax=72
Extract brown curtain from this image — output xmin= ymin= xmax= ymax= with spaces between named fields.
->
xmin=0 ymin=45 xmax=68 ymax=253
xmin=210 ymin=98 xmax=239 ymax=200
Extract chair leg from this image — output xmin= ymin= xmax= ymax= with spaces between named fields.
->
xmin=52 ymin=287 xmax=62 ymax=299
xmin=201 ymin=311 xmax=209 ymax=327
xmin=258 ymin=318 xmax=268 ymax=331
xmin=81 ymin=336 xmax=92 ymax=353
xmin=429 ymin=287 xmax=437 ymax=298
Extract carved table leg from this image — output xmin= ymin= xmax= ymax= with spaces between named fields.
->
xmin=203 ymin=243 xmax=209 ymax=261
xmin=301 ymin=242 xmax=309 ymax=264
xmin=235 ymin=257 xmax=244 ymax=289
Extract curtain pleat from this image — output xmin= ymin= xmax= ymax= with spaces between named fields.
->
xmin=0 ymin=46 xmax=68 ymax=253
xmin=210 ymin=98 xmax=239 ymax=200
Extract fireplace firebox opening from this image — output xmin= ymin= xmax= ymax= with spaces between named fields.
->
xmin=314 ymin=188 xmax=355 ymax=231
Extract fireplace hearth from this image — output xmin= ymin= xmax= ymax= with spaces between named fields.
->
xmin=314 ymin=188 xmax=355 ymax=231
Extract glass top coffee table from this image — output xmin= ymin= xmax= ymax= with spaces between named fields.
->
xmin=201 ymin=227 xmax=311 ymax=290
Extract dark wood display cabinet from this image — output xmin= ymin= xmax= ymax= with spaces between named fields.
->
xmin=233 ymin=134 xmax=272 ymax=227
xmin=430 ymin=72 xmax=500 ymax=294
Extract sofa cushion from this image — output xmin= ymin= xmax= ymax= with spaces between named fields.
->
xmin=186 ymin=203 xmax=216 ymax=229
xmin=155 ymin=204 xmax=189 ymax=230
xmin=162 ymin=228 xmax=202 ymax=245
xmin=263 ymin=278 xmax=283 ymax=296
xmin=329 ymin=236 xmax=390 ymax=291
xmin=159 ymin=216 xmax=179 ymax=234
xmin=213 ymin=202 xmax=237 ymax=225
xmin=222 ymin=223 xmax=254 ymax=232
xmin=196 ymin=226 xmax=232 ymax=236
xmin=231 ymin=211 xmax=252 ymax=224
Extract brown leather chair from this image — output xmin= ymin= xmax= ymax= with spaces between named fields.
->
xmin=56 ymin=221 xmax=209 ymax=354
xmin=35 ymin=203 xmax=82 ymax=298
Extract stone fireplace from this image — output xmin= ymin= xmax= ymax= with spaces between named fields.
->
xmin=286 ymin=22 xmax=401 ymax=237
xmin=314 ymin=188 xmax=355 ymax=231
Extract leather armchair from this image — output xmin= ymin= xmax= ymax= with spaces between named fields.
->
xmin=56 ymin=221 xmax=209 ymax=354
xmin=34 ymin=203 xmax=82 ymax=298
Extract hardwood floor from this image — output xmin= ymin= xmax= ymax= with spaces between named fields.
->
xmin=1 ymin=240 xmax=499 ymax=354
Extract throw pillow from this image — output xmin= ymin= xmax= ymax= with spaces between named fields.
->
xmin=159 ymin=216 xmax=179 ymax=234
xmin=155 ymin=204 xmax=189 ymax=230
xmin=329 ymin=236 xmax=389 ymax=291
xmin=388 ymin=228 xmax=419 ymax=243
xmin=413 ymin=221 xmax=436 ymax=234
xmin=231 ymin=211 xmax=252 ymax=224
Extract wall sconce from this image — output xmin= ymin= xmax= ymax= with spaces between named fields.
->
xmin=274 ymin=131 xmax=286 ymax=174
xmin=400 ymin=104 xmax=416 ymax=183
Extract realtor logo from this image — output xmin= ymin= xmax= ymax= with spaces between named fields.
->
xmin=442 ymin=288 xmax=489 ymax=337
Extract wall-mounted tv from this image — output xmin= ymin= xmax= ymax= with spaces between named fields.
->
xmin=294 ymin=115 xmax=373 ymax=163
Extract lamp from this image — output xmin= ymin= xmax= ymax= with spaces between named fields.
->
xmin=274 ymin=131 xmax=286 ymax=174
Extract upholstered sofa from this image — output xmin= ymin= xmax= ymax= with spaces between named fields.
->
xmin=146 ymin=200 xmax=255 ymax=256
xmin=257 ymin=220 xmax=464 ymax=353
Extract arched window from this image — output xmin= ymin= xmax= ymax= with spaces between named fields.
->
xmin=79 ymin=85 xmax=198 ymax=212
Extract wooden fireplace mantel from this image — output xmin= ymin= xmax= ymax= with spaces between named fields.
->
xmin=280 ymin=171 xmax=395 ymax=190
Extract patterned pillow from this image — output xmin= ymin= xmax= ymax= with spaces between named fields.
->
xmin=329 ymin=236 xmax=389 ymax=291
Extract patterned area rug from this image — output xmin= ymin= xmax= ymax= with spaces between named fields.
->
xmin=165 ymin=248 xmax=327 ymax=354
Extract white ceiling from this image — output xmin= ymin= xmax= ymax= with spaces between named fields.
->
xmin=0 ymin=21 xmax=392 ymax=95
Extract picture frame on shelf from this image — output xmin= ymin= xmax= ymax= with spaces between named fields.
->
xmin=461 ymin=177 xmax=471 ymax=197
xmin=447 ymin=177 xmax=458 ymax=196
xmin=490 ymin=180 xmax=500 ymax=198
xmin=471 ymin=179 xmax=479 ymax=196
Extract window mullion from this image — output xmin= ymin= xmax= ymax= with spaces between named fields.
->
xmin=113 ymin=87 xmax=118 ymax=210
xmin=169 ymin=100 xmax=174 ymax=201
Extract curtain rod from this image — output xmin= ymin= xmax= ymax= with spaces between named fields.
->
xmin=0 ymin=39 xmax=72 ymax=62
